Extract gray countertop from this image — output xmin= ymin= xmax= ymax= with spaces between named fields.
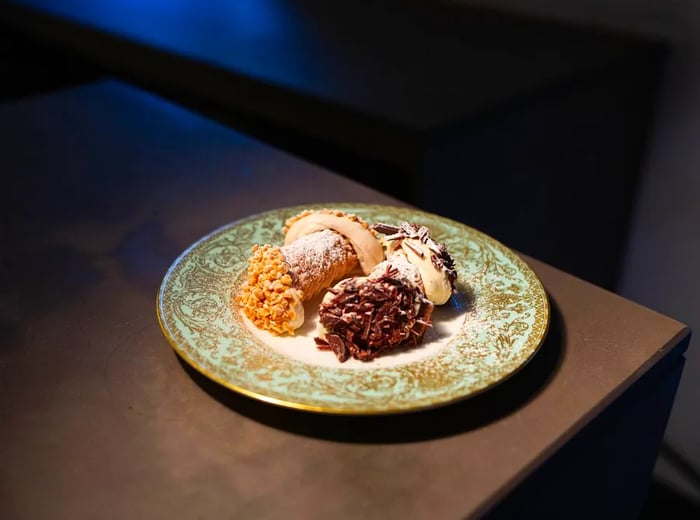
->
xmin=0 ymin=81 xmax=688 ymax=519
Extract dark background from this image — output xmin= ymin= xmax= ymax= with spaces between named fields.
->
xmin=1 ymin=0 xmax=698 ymax=516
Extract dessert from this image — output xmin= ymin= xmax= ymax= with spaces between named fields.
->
xmin=236 ymin=209 xmax=383 ymax=335
xmin=315 ymin=222 xmax=458 ymax=362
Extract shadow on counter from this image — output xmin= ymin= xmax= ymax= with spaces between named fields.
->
xmin=641 ymin=478 xmax=700 ymax=519
xmin=178 ymin=294 xmax=564 ymax=444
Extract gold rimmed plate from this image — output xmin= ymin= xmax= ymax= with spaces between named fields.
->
xmin=157 ymin=204 xmax=549 ymax=414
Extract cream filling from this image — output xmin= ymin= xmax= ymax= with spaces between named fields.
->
xmin=399 ymin=239 xmax=452 ymax=305
xmin=288 ymin=298 xmax=305 ymax=330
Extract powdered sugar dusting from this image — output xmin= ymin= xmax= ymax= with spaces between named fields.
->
xmin=281 ymin=229 xmax=357 ymax=298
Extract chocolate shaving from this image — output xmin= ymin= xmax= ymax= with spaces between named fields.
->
xmin=404 ymin=240 xmax=425 ymax=258
xmin=371 ymin=223 xmax=401 ymax=235
xmin=374 ymin=221 xmax=458 ymax=293
xmin=315 ymin=334 xmax=350 ymax=362
xmin=433 ymin=242 xmax=458 ymax=287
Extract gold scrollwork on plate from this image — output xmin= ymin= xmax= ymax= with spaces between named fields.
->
xmin=157 ymin=204 xmax=549 ymax=414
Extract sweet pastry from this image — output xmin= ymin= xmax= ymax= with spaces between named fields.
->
xmin=315 ymin=222 xmax=457 ymax=361
xmin=236 ymin=209 xmax=383 ymax=335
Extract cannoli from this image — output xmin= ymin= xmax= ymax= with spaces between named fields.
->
xmin=315 ymin=222 xmax=457 ymax=362
xmin=236 ymin=209 xmax=383 ymax=335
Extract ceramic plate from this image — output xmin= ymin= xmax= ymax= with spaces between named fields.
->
xmin=157 ymin=204 xmax=549 ymax=414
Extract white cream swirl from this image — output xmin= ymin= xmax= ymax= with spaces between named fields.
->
xmin=397 ymin=239 xmax=453 ymax=304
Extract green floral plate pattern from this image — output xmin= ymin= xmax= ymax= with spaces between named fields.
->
xmin=157 ymin=204 xmax=549 ymax=414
